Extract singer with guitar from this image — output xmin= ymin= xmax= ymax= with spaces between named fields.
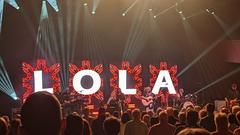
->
xmin=141 ymin=86 xmax=155 ymax=111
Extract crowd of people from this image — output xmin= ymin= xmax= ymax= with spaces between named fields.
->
xmin=1 ymin=91 xmax=240 ymax=135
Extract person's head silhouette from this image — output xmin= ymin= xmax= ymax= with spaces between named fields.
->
xmin=21 ymin=91 xmax=62 ymax=135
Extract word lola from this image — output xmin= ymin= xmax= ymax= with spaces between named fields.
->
xmin=34 ymin=70 xmax=176 ymax=95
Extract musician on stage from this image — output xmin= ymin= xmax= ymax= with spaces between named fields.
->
xmin=231 ymin=83 xmax=239 ymax=99
xmin=159 ymin=88 xmax=169 ymax=108
xmin=175 ymin=88 xmax=184 ymax=107
xmin=62 ymin=88 xmax=84 ymax=116
xmin=62 ymin=89 xmax=72 ymax=116
xmin=107 ymin=90 xmax=125 ymax=114
xmin=225 ymin=83 xmax=240 ymax=108
xmin=141 ymin=86 xmax=155 ymax=111
xmin=178 ymin=88 xmax=184 ymax=99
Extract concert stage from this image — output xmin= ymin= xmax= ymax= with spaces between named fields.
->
xmin=0 ymin=0 xmax=240 ymax=117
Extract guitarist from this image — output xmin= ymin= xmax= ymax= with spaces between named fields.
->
xmin=107 ymin=90 xmax=126 ymax=114
xmin=141 ymin=86 xmax=155 ymax=111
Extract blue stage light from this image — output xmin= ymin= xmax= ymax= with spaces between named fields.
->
xmin=40 ymin=1 xmax=49 ymax=20
xmin=4 ymin=0 xmax=19 ymax=9
xmin=0 ymin=0 xmax=19 ymax=32
xmin=0 ymin=56 xmax=18 ymax=100
xmin=46 ymin=0 xmax=59 ymax=12
xmin=10 ymin=92 xmax=18 ymax=100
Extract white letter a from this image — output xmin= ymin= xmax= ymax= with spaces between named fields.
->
xmin=152 ymin=70 xmax=176 ymax=94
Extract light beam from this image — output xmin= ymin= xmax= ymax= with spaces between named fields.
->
xmin=46 ymin=0 xmax=59 ymax=12
xmin=177 ymin=20 xmax=240 ymax=77
xmin=122 ymin=0 xmax=138 ymax=17
xmin=195 ymin=67 xmax=240 ymax=94
xmin=0 ymin=56 xmax=17 ymax=100
xmin=0 ymin=0 xmax=19 ymax=33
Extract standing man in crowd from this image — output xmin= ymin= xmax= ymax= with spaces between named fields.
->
xmin=124 ymin=109 xmax=148 ymax=135
xmin=103 ymin=117 xmax=120 ymax=135
xmin=212 ymin=113 xmax=233 ymax=135
xmin=148 ymin=111 xmax=176 ymax=135
xmin=200 ymin=103 xmax=216 ymax=132
xmin=91 ymin=107 xmax=106 ymax=135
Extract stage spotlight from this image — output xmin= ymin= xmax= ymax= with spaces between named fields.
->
xmin=5 ymin=0 xmax=19 ymax=9
xmin=0 ymin=0 xmax=20 ymax=32
xmin=206 ymin=9 xmax=214 ymax=15
xmin=46 ymin=0 xmax=59 ymax=12
xmin=10 ymin=92 xmax=18 ymax=100
xmin=153 ymin=15 xmax=157 ymax=19
xmin=92 ymin=11 xmax=96 ymax=15
xmin=148 ymin=8 xmax=152 ymax=12
xmin=40 ymin=1 xmax=49 ymax=20
xmin=83 ymin=3 xmax=88 ymax=6
xmin=178 ymin=11 xmax=183 ymax=14
xmin=15 ymin=5 xmax=20 ymax=10
xmin=121 ymin=0 xmax=138 ymax=18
